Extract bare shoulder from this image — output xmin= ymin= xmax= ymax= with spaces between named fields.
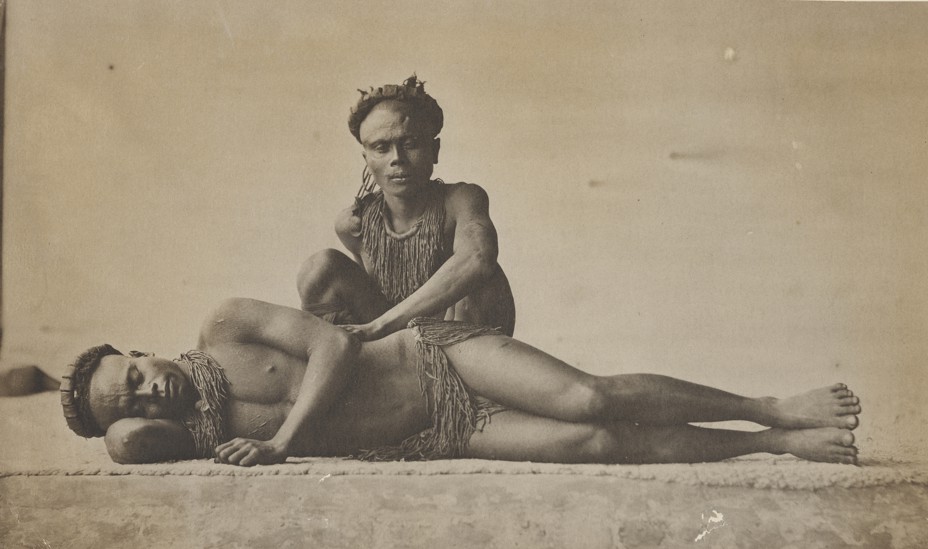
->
xmin=443 ymin=182 xmax=490 ymax=216
xmin=197 ymin=297 xmax=356 ymax=359
xmin=197 ymin=297 xmax=269 ymax=347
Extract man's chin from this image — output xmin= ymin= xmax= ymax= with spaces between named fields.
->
xmin=380 ymin=178 xmax=429 ymax=194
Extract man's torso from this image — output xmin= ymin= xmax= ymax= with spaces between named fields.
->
xmin=357 ymin=180 xmax=451 ymax=305
xmin=353 ymin=181 xmax=516 ymax=332
xmin=200 ymin=331 xmax=431 ymax=456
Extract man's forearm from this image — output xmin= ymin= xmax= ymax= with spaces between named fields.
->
xmin=269 ymin=332 xmax=360 ymax=452
xmin=375 ymin=251 xmax=496 ymax=333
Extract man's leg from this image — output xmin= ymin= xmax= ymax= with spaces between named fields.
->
xmin=465 ymin=410 xmax=858 ymax=464
xmin=443 ymin=336 xmax=861 ymax=429
xmin=445 ymin=266 xmax=516 ymax=337
xmin=296 ymin=249 xmax=391 ymax=323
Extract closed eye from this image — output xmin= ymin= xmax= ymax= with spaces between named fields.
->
xmin=127 ymin=364 xmax=142 ymax=389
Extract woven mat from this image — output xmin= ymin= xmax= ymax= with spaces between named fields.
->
xmin=4 ymin=393 xmax=926 ymax=490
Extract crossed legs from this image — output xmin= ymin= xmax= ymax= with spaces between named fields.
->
xmin=443 ymin=334 xmax=860 ymax=464
xmin=466 ymin=411 xmax=858 ymax=465
xmin=297 ymin=249 xmax=391 ymax=323
xmin=297 ymin=248 xmax=517 ymax=335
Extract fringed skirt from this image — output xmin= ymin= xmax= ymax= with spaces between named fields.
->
xmin=356 ymin=317 xmax=506 ymax=461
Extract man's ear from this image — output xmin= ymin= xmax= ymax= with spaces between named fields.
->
xmin=432 ymin=138 xmax=441 ymax=164
xmin=361 ymin=149 xmax=368 ymax=162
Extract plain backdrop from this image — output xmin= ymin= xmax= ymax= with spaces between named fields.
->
xmin=3 ymin=0 xmax=926 ymax=458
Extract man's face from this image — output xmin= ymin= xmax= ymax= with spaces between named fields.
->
xmin=359 ymin=100 xmax=440 ymax=198
xmin=89 ymin=354 xmax=196 ymax=431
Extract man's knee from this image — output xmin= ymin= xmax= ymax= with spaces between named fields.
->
xmin=297 ymin=249 xmax=352 ymax=297
xmin=560 ymin=378 xmax=614 ymax=422
xmin=580 ymin=425 xmax=623 ymax=463
xmin=584 ymin=423 xmax=680 ymax=464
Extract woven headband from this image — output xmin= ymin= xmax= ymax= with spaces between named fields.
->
xmin=61 ymin=347 xmax=149 ymax=438
xmin=348 ymin=74 xmax=443 ymax=141
xmin=61 ymin=361 xmax=105 ymax=438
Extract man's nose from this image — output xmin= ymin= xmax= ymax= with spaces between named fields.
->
xmin=136 ymin=381 xmax=164 ymax=398
xmin=389 ymin=145 xmax=408 ymax=165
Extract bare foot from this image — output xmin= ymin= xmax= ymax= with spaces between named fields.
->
xmin=765 ymin=384 xmax=861 ymax=430
xmin=774 ymin=427 xmax=858 ymax=465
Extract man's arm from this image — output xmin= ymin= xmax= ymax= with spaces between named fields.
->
xmin=104 ymin=418 xmax=196 ymax=464
xmin=347 ymin=183 xmax=499 ymax=340
xmin=206 ymin=298 xmax=360 ymax=466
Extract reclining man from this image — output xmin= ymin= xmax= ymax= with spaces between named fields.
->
xmin=61 ymin=298 xmax=861 ymax=466
xmin=297 ymin=75 xmax=515 ymax=341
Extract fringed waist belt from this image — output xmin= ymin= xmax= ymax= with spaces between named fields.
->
xmin=356 ymin=318 xmax=505 ymax=461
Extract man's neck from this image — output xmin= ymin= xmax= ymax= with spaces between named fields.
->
xmin=381 ymin=182 xmax=431 ymax=233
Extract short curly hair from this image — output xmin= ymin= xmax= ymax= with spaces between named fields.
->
xmin=348 ymin=74 xmax=444 ymax=143
xmin=60 ymin=344 xmax=124 ymax=438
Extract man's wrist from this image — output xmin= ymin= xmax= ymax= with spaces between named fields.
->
xmin=374 ymin=314 xmax=405 ymax=337
xmin=270 ymin=433 xmax=294 ymax=454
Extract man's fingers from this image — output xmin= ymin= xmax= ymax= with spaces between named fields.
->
xmin=214 ymin=438 xmax=280 ymax=466
xmin=340 ymin=325 xmax=365 ymax=341
xmin=239 ymin=450 xmax=260 ymax=467
xmin=215 ymin=444 xmax=238 ymax=462
xmin=215 ymin=439 xmax=247 ymax=461
xmin=341 ymin=324 xmax=374 ymax=341
xmin=215 ymin=440 xmax=236 ymax=454
xmin=228 ymin=446 xmax=251 ymax=464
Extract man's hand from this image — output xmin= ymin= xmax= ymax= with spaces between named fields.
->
xmin=215 ymin=437 xmax=288 ymax=467
xmin=340 ymin=321 xmax=387 ymax=342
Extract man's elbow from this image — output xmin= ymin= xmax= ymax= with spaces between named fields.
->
xmin=104 ymin=419 xmax=193 ymax=464
xmin=105 ymin=421 xmax=151 ymax=464
xmin=464 ymin=250 xmax=498 ymax=281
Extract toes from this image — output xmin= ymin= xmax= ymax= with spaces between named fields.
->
xmin=838 ymin=445 xmax=858 ymax=456
xmin=838 ymin=431 xmax=856 ymax=445
xmin=831 ymin=383 xmax=847 ymax=392
xmin=838 ymin=396 xmax=859 ymax=406
xmin=837 ymin=403 xmax=861 ymax=415
xmin=839 ymin=454 xmax=858 ymax=465
xmin=833 ymin=389 xmax=851 ymax=398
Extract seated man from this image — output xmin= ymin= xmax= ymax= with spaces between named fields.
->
xmin=61 ymin=298 xmax=861 ymax=466
xmin=297 ymin=75 xmax=515 ymax=341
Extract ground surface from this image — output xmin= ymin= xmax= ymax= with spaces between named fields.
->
xmin=3 ymin=475 xmax=928 ymax=549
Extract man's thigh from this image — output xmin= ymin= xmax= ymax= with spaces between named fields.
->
xmin=465 ymin=410 xmax=602 ymax=463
